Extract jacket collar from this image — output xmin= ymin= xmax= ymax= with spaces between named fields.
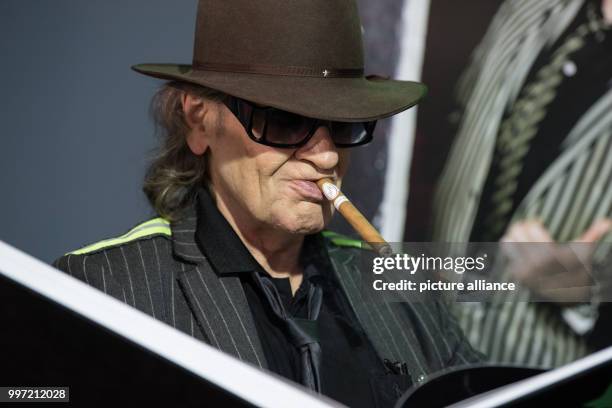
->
xmin=168 ymin=204 xmax=207 ymax=265
xmin=169 ymin=186 xmax=248 ymax=268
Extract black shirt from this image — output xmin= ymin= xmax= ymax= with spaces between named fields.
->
xmin=194 ymin=186 xmax=410 ymax=407
xmin=471 ymin=0 xmax=612 ymax=241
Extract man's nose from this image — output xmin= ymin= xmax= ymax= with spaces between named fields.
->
xmin=294 ymin=124 xmax=339 ymax=170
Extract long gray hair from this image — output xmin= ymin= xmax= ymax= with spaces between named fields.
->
xmin=143 ymin=81 xmax=225 ymax=221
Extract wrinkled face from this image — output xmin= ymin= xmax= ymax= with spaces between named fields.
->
xmin=188 ymin=96 xmax=351 ymax=235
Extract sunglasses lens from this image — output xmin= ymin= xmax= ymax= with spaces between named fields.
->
xmin=331 ymin=122 xmax=375 ymax=146
xmin=250 ymin=109 xmax=266 ymax=141
xmin=252 ymin=109 xmax=313 ymax=145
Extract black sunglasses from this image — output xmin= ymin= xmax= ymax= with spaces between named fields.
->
xmin=222 ymin=96 xmax=376 ymax=148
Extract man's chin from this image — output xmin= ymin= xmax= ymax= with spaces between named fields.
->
xmin=274 ymin=203 xmax=330 ymax=234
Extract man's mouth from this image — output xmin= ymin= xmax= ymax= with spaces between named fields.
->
xmin=288 ymin=180 xmax=325 ymax=201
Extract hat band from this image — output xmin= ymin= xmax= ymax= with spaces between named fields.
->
xmin=193 ymin=60 xmax=364 ymax=78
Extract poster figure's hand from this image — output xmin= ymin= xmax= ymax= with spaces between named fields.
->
xmin=500 ymin=219 xmax=612 ymax=303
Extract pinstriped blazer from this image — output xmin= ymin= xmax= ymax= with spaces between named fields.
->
xmin=52 ymin=203 xmax=480 ymax=388
xmin=431 ymin=0 xmax=612 ymax=367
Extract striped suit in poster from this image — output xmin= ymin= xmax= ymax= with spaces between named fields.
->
xmin=432 ymin=0 xmax=612 ymax=368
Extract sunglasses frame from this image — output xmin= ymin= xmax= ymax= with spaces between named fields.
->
xmin=222 ymin=96 xmax=376 ymax=148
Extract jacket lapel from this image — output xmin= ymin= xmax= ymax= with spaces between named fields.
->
xmin=169 ymin=208 xmax=268 ymax=370
xmin=325 ymin=242 xmax=429 ymax=380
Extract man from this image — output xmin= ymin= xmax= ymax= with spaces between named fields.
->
xmin=429 ymin=0 xmax=612 ymax=367
xmin=52 ymin=1 xmax=480 ymax=407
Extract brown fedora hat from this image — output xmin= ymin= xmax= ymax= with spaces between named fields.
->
xmin=132 ymin=0 xmax=427 ymax=122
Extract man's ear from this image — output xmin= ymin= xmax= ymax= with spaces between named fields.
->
xmin=182 ymin=92 xmax=210 ymax=156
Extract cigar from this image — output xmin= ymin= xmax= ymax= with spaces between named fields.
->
xmin=316 ymin=178 xmax=393 ymax=256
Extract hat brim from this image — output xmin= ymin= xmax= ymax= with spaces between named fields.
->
xmin=132 ymin=64 xmax=427 ymax=122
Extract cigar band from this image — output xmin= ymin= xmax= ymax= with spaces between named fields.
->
xmin=333 ymin=196 xmax=348 ymax=210
xmin=321 ymin=182 xmax=340 ymax=200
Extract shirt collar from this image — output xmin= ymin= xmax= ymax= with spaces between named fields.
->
xmin=194 ymin=186 xmax=328 ymax=281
